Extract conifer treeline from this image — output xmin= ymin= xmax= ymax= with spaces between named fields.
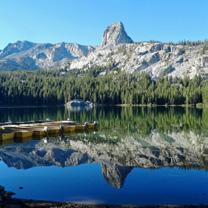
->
xmin=0 ymin=70 xmax=207 ymax=106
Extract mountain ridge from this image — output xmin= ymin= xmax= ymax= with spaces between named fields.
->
xmin=1 ymin=22 xmax=208 ymax=78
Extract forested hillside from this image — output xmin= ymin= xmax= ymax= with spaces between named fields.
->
xmin=0 ymin=70 xmax=207 ymax=106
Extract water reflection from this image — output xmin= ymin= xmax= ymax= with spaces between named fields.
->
xmin=1 ymin=106 xmax=208 ymax=203
xmin=1 ymin=106 xmax=208 ymax=190
xmin=0 ymin=125 xmax=208 ymax=189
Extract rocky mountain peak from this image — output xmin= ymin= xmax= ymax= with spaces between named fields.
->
xmin=0 ymin=41 xmax=35 ymax=59
xmin=102 ymin=21 xmax=133 ymax=46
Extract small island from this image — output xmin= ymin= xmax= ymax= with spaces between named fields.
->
xmin=65 ymin=99 xmax=93 ymax=110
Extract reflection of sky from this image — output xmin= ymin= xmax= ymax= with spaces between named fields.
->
xmin=0 ymin=162 xmax=208 ymax=205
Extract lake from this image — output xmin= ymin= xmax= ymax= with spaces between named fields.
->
xmin=0 ymin=106 xmax=208 ymax=205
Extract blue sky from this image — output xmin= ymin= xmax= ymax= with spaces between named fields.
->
xmin=0 ymin=0 xmax=208 ymax=49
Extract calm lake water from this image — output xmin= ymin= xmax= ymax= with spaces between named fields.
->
xmin=0 ymin=106 xmax=208 ymax=205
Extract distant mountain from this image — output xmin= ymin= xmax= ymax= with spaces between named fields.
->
xmin=1 ymin=21 xmax=208 ymax=78
xmin=0 ymin=41 xmax=95 ymax=70
xmin=102 ymin=21 xmax=133 ymax=46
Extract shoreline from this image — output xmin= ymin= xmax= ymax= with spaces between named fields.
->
xmin=0 ymin=103 xmax=205 ymax=109
xmin=0 ymin=104 xmax=65 ymax=109
xmin=2 ymin=199 xmax=208 ymax=208
xmin=0 ymin=186 xmax=207 ymax=208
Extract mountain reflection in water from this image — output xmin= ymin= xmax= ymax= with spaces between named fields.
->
xmin=0 ymin=126 xmax=208 ymax=189
xmin=1 ymin=106 xmax=208 ymax=205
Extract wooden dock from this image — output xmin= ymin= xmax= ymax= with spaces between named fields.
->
xmin=0 ymin=120 xmax=98 ymax=141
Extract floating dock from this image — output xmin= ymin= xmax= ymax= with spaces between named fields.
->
xmin=0 ymin=120 xmax=98 ymax=141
